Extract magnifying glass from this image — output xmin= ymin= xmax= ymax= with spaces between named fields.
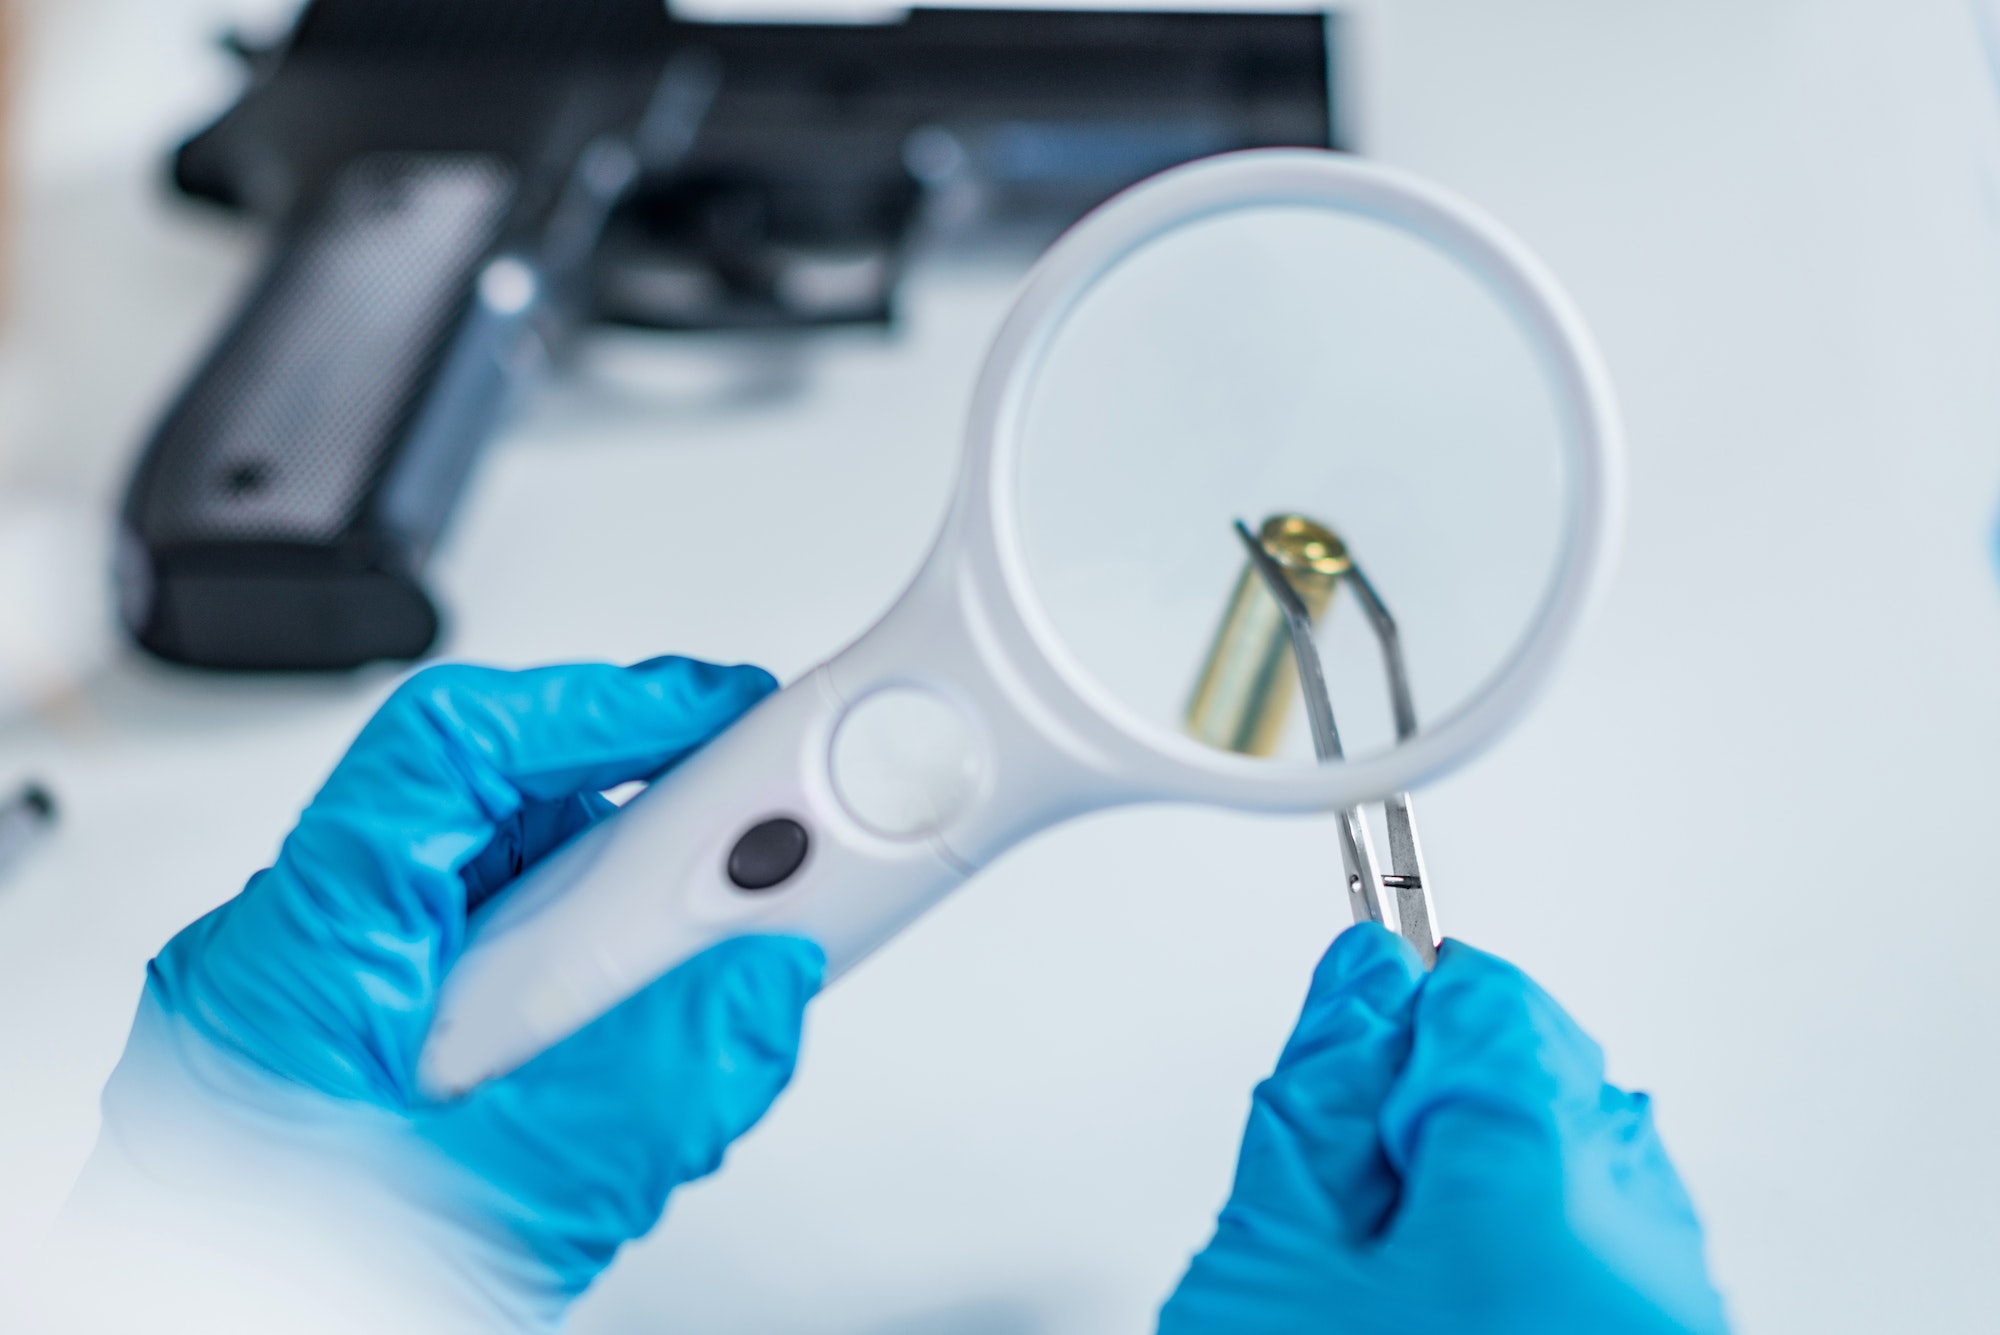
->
xmin=419 ymin=149 xmax=1623 ymax=1098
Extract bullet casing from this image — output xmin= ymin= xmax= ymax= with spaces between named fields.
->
xmin=1185 ymin=515 xmax=1349 ymax=756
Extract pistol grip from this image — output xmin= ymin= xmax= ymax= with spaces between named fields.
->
xmin=121 ymin=153 xmax=531 ymax=670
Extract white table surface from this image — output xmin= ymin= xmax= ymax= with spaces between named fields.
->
xmin=4 ymin=2 xmax=2000 ymax=1332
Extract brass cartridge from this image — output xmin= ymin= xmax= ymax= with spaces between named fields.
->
xmin=1185 ymin=514 xmax=1349 ymax=756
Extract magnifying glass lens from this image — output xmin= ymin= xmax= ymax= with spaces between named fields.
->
xmin=1016 ymin=205 xmax=1570 ymax=767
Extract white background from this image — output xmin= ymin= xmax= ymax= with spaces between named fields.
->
xmin=2 ymin=2 xmax=1999 ymax=1332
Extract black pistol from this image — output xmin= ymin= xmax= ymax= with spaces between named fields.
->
xmin=121 ymin=2 xmax=1337 ymax=671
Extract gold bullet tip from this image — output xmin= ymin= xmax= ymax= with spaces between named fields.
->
xmin=1259 ymin=514 xmax=1351 ymax=575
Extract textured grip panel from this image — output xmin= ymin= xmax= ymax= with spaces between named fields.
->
xmin=132 ymin=155 xmax=517 ymax=551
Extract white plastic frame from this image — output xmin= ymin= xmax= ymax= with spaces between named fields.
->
xmin=957 ymin=148 xmax=1625 ymax=813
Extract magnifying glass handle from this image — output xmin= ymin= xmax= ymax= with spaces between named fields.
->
xmin=420 ymin=531 xmax=1136 ymax=1099
xmin=418 ymin=665 xmax=973 ymax=1099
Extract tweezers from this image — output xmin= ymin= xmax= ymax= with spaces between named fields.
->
xmin=1233 ymin=520 xmax=1441 ymax=967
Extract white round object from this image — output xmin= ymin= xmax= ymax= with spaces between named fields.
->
xmin=829 ymin=687 xmax=987 ymax=839
xmin=478 ymin=257 xmax=539 ymax=317
xmin=957 ymin=148 xmax=1625 ymax=814
xmin=0 ymin=496 xmax=114 ymax=722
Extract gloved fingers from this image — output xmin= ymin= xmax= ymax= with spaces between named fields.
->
xmin=1159 ymin=927 xmax=1421 ymax=1331
xmin=149 ymin=660 xmax=775 ymax=1104
xmin=332 ymin=657 xmax=779 ymax=813
xmin=429 ymin=658 xmax=774 ymax=914
xmin=460 ymin=792 xmax=615 ymax=914
xmin=277 ymin=656 xmax=774 ymax=936
xmin=416 ymin=935 xmax=825 ymax=1294
xmin=1214 ymin=925 xmax=1424 ymax=1247
xmin=1278 ymin=923 xmax=1427 ymax=1074
xmin=1574 ymin=1088 xmax=1734 ymax=1335
xmin=1379 ymin=940 xmax=1608 ymax=1237
xmin=1577 ymin=1086 xmax=1710 ymax=1236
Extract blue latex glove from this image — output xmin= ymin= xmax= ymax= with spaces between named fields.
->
xmin=1160 ymin=928 xmax=1731 ymax=1335
xmin=76 ymin=659 xmax=823 ymax=1330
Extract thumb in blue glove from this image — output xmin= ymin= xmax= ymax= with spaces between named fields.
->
xmin=60 ymin=659 xmax=821 ymax=1332
xmin=1160 ymin=928 xmax=1731 ymax=1335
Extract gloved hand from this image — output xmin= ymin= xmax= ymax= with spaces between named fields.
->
xmin=62 ymin=659 xmax=822 ymax=1333
xmin=1159 ymin=927 xmax=1731 ymax=1335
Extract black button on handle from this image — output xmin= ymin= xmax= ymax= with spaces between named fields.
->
xmin=727 ymin=817 xmax=810 ymax=892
